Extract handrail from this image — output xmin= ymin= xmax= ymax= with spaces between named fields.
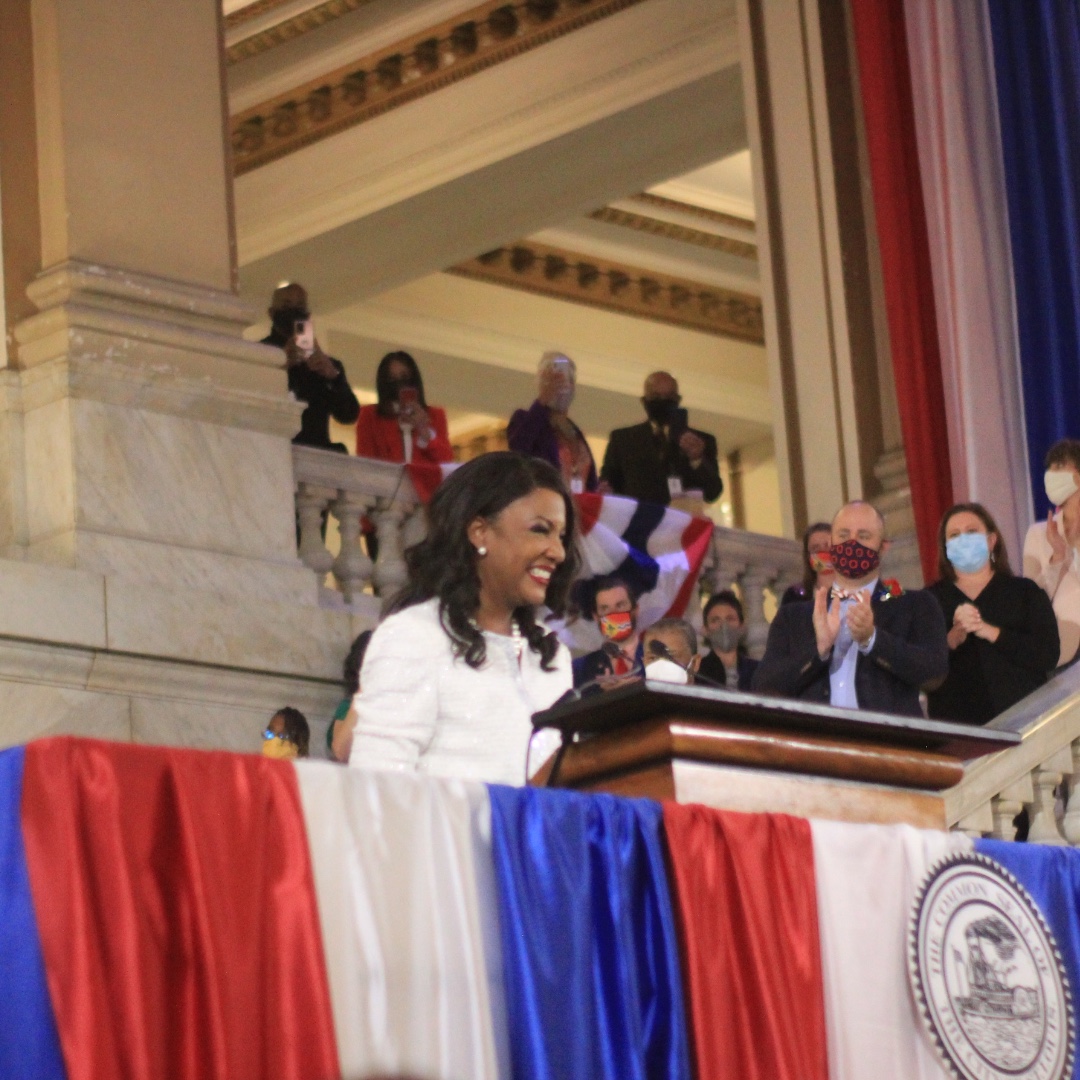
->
xmin=291 ymin=447 xmax=803 ymax=654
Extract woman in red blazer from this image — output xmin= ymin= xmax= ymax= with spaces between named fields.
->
xmin=356 ymin=351 xmax=453 ymax=464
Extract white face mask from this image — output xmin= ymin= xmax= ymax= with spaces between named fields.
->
xmin=1045 ymin=469 xmax=1079 ymax=508
xmin=644 ymin=657 xmax=689 ymax=685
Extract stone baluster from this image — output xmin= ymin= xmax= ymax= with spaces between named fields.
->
xmin=295 ymin=483 xmax=336 ymax=579
xmin=371 ymin=499 xmax=410 ymax=598
xmin=741 ymin=567 xmax=775 ymax=660
xmin=402 ymin=502 xmax=428 ymax=550
xmin=330 ymin=493 xmax=374 ymax=602
xmin=1062 ymin=741 xmax=1080 ymax=845
xmin=1027 ymin=765 xmax=1069 ymax=845
xmin=991 ymin=797 xmax=1023 ymax=842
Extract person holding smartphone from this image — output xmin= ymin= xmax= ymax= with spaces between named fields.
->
xmin=600 ymin=371 xmax=722 ymax=506
xmin=263 ymin=283 xmax=359 ymax=452
xmin=507 ymin=351 xmax=598 ymax=494
xmin=355 ymin=351 xmax=452 ymax=465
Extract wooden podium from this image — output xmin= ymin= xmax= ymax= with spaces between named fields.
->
xmin=530 ymin=683 xmax=1018 ymax=828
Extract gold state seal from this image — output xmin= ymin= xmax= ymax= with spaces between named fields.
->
xmin=909 ymin=854 xmax=1074 ymax=1080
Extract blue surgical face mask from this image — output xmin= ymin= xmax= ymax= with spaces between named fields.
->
xmin=946 ymin=532 xmax=991 ymax=575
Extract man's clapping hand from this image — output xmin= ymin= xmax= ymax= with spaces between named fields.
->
xmin=813 ymin=586 xmax=841 ymax=659
xmin=678 ymin=430 xmax=706 ymax=465
xmin=846 ymin=591 xmax=875 ymax=646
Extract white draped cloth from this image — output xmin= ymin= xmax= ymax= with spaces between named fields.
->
xmin=811 ymin=820 xmax=973 ymax=1080
xmin=295 ymin=763 xmax=509 ymax=1080
xmin=349 ymin=598 xmax=570 ymax=786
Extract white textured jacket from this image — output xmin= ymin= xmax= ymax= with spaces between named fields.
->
xmin=349 ymin=598 xmax=571 ymax=786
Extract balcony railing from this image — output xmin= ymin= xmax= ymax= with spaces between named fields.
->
xmin=293 ymin=446 xmax=804 ymax=654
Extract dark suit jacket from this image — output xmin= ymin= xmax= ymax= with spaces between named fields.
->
xmin=751 ymin=583 xmax=948 ymax=717
xmin=600 ymin=421 xmax=722 ymax=505
xmin=698 ymin=650 xmax=758 ymax=691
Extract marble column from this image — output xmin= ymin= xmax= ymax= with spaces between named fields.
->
xmin=736 ymin=0 xmax=897 ymax=534
xmin=0 ymin=0 xmax=362 ymax=749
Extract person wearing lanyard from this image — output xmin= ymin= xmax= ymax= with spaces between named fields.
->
xmin=753 ymin=501 xmax=948 ymax=717
xmin=507 ymin=352 xmax=597 ymax=495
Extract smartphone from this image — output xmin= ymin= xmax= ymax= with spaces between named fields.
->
xmin=294 ymin=319 xmax=314 ymax=357
xmin=669 ymin=406 xmax=689 ymax=437
xmin=398 ymin=386 xmax=419 ymax=408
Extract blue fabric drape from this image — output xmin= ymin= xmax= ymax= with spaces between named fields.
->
xmin=487 ymin=786 xmax=691 ymax=1080
xmin=987 ymin=1 xmax=1080 ymax=518
xmin=0 ymin=746 xmax=66 ymax=1079
xmin=977 ymin=839 xmax=1080 ymax=1079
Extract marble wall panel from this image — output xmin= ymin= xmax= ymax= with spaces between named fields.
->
xmin=104 ymin=577 xmax=356 ymax=680
xmin=0 ymin=558 xmax=106 ymax=648
xmin=23 ymin=396 xmax=75 ymax=544
xmin=70 ymin=399 xmax=297 ymax=562
xmin=73 ymin=531 xmax=319 ymax=608
xmin=0 ymin=680 xmax=131 ymax=749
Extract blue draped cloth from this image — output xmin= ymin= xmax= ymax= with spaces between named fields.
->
xmin=987 ymin=0 xmax=1080 ymax=517
xmin=0 ymin=747 xmax=66 ymax=1079
xmin=977 ymin=839 xmax=1080 ymax=1079
xmin=487 ymin=785 xmax=691 ymax=1080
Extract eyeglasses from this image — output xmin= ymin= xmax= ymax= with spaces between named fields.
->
xmin=262 ymin=729 xmax=290 ymax=741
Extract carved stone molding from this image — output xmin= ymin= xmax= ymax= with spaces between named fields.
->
xmin=630 ymin=192 xmax=755 ymax=233
xmin=448 ymin=240 xmax=765 ymax=343
xmin=588 ymin=205 xmax=758 ymax=260
xmin=230 ymin=0 xmax=647 ymax=174
xmin=226 ymin=0 xmax=381 ymax=65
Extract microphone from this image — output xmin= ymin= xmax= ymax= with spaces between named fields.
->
xmin=547 ymin=659 xmax=645 ymax=710
xmin=645 ymin=640 xmax=729 ymax=691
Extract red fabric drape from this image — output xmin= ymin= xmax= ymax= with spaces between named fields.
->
xmin=661 ymin=804 xmax=828 ymax=1080
xmin=20 ymin=738 xmax=340 ymax=1080
xmin=849 ymin=1 xmax=953 ymax=583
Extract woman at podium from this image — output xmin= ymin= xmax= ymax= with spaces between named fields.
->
xmin=348 ymin=452 xmax=578 ymax=785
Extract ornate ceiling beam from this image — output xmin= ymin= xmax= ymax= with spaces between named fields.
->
xmin=588 ymin=205 xmax=757 ymax=260
xmin=230 ymin=0 xmax=647 ymax=175
xmin=448 ymin=239 xmax=764 ymax=343
xmin=225 ymin=0 xmax=380 ymax=65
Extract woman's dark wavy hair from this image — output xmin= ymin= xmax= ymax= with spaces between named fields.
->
xmin=343 ymin=630 xmax=373 ymax=695
xmin=272 ymin=706 xmax=310 ymax=757
xmin=390 ymin=452 xmax=580 ymax=670
xmin=375 ymin=351 xmax=427 ymax=416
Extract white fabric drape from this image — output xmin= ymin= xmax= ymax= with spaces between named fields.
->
xmin=811 ymin=820 xmax=973 ymax=1080
xmin=294 ymin=762 xmax=509 ymax=1080
xmin=903 ymin=0 xmax=1032 ymax=560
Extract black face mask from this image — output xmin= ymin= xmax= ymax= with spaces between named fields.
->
xmin=271 ymin=306 xmax=309 ymax=337
xmin=644 ymin=397 xmax=679 ymax=425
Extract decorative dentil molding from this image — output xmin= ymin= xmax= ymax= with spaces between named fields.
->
xmin=230 ymin=0 xmax=647 ymax=174
xmin=225 ymin=0 xmax=381 ymax=64
xmin=631 ymin=192 xmax=755 ymax=233
xmin=448 ymin=239 xmax=764 ymax=343
xmin=588 ymin=205 xmax=757 ymax=261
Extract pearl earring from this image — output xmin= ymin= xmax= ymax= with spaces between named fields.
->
xmin=476 ymin=546 xmax=487 ymax=556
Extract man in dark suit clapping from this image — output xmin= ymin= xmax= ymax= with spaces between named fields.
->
xmin=600 ymin=372 xmax=722 ymax=506
xmin=752 ymin=501 xmax=948 ymax=717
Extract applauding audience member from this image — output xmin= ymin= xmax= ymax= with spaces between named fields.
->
xmin=600 ymin=372 xmax=722 ymax=506
xmin=753 ymin=501 xmax=947 ymax=716
xmin=928 ymin=504 xmax=1058 ymax=724
xmin=356 ymin=351 xmax=452 ymax=465
xmin=1024 ymin=439 xmax=1080 ymax=666
xmin=699 ymin=590 xmax=758 ymax=690
xmin=572 ymin=575 xmax=643 ymax=688
xmin=261 ymin=707 xmax=310 ymax=760
xmin=507 ymin=352 xmax=597 ymax=494
xmin=781 ymin=522 xmax=834 ymax=606
xmin=264 ymin=283 xmax=359 ymax=452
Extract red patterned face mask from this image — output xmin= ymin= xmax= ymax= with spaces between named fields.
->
xmin=829 ymin=538 xmax=881 ymax=579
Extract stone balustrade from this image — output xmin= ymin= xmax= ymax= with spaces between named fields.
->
xmin=946 ymin=664 xmax=1080 ymax=845
xmin=293 ymin=448 xmax=803 ymax=650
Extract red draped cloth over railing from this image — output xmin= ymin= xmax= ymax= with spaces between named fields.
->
xmin=850 ymin=0 xmax=953 ymax=583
